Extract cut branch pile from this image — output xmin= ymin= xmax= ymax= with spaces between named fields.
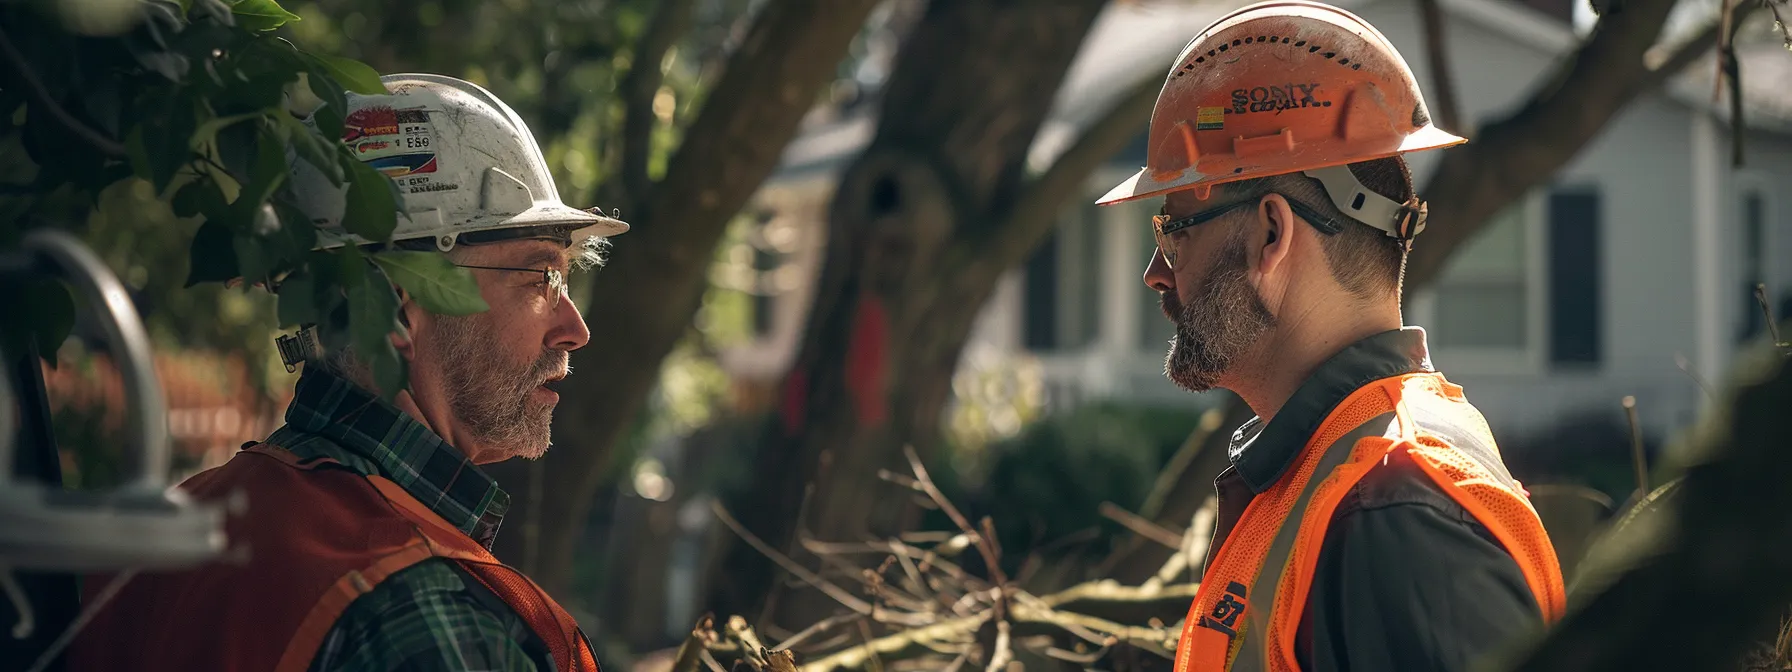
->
xmin=685 ymin=446 xmax=1202 ymax=672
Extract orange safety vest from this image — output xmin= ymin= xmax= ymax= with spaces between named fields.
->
xmin=69 ymin=444 xmax=600 ymax=672
xmin=1174 ymin=372 xmax=1566 ymax=672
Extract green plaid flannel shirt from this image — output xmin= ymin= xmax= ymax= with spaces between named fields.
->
xmin=270 ymin=369 xmax=551 ymax=672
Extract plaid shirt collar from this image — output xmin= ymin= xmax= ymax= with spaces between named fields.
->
xmin=268 ymin=368 xmax=510 ymax=550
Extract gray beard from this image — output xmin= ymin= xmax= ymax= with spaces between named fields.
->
xmin=429 ymin=313 xmax=566 ymax=461
xmin=1163 ymin=232 xmax=1275 ymax=393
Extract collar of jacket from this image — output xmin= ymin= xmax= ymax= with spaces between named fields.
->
xmin=1227 ymin=326 xmax=1435 ymax=494
xmin=266 ymin=367 xmax=511 ymax=550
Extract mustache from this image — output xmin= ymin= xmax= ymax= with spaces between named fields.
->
xmin=1160 ymin=291 xmax=1184 ymax=322
xmin=528 ymin=350 xmax=570 ymax=387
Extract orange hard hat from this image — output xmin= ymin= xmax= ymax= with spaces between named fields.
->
xmin=1098 ymin=0 xmax=1465 ymax=211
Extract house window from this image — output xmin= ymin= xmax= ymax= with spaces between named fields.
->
xmin=1547 ymin=188 xmax=1603 ymax=366
xmin=751 ymin=245 xmax=778 ymax=339
xmin=1433 ymin=201 xmax=1530 ymax=351
xmin=1023 ymin=232 xmax=1060 ymax=350
xmin=1022 ymin=204 xmax=1102 ymax=352
xmin=1738 ymin=189 xmax=1768 ymax=343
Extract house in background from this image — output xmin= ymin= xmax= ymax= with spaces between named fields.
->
xmin=722 ymin=0 xmax=1792 ymax=449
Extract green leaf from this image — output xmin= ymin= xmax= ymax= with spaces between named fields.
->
xmin=189 ymin=112 xmax=261 ymax=152
xmin=233 ymin=226 xmax=273 ymax=285
xmin=340 ymin=157 xmax=397 ymax=242
xmin=305 ymin=53 xmax=385 ymax=95
xmin=275 ymin=268 xmax=317 ymax=327
xmin=234 ymin=124 xmax=289 ymax=214
xmin=0 ymin=278 xmax=78 ymax=367
xmin=276 ymin=113 xmax=342 ymax=184
xmin=129 ymin=90 xmax=197 ymax=192
xmin=185 ymin=219 xmax=239 ymax=286
xmin=170 ymin=178 xmax=226 ymax=218
xmin=228 ymin=0 xmax=301 ymax=31
xmin=343 ymin=255 xmax=407 ymax=400
xmin=371 ymin=251 xmax=490 ymax=316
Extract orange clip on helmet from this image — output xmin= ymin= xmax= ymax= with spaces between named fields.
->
xmin=1098 ymin=0 xmax=1465 ymax=210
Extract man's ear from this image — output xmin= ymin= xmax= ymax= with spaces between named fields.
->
xmin=1253 ymin=193 xmax=1297 ymax=278
xmin=391 ymin=289 xmax=418 ymax=357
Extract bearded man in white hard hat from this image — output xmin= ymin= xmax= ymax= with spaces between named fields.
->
xmin=70 ymin=74 xmax=623 ymax=672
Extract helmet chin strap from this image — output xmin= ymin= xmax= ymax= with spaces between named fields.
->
xmin=1301 ymin=164 xmax=1427 ymax=241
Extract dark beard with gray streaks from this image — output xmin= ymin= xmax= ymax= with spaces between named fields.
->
xmin=1161 ymin=231 xmax=1275 ymax=392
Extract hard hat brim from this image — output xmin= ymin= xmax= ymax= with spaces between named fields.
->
xmin=499 ymin=203 xmax=631 ymax=242
xmin=1095 ymin=124 xmax=1468 ymax=206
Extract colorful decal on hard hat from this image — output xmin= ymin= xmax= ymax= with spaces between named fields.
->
xmin=341 ymin=105 xmax=461 ymax=195
xmin=1229 ymin=83 xmax=1332 ymax=114
xmin=1196 ymin=106 xmax=1225 ymax=131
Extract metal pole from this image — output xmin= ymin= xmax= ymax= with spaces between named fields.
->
xmin=20 ymin=230 xmax=169 ymax=491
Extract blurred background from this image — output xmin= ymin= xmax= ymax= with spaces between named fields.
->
xmin=11 ymin=0 xmax=1792 ymax=668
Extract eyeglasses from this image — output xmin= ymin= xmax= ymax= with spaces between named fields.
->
xmin=454 ymin=264 xmax=568 ymax=309
xmin=1150 ymin=194 xmax=1340 ymax=269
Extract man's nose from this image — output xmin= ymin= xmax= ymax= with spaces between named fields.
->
xmin=550 ymin=294 xmax=592 ymax=352
xmin=1143 ymin=247 xmax=1175 ymax=293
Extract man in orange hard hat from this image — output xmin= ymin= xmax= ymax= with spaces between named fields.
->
xmin=1098 ymin=2 xmax=1567 ymax=670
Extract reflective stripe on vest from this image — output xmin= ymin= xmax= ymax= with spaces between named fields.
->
xmin=1173 ymin=373 xmax=1566 ymax=672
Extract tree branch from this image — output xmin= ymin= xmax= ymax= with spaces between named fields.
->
xmin=0 ymin=25 xmax=126 ymax=157
xmin=1404 ymin=0 xmax=1715 ymax=292
xmin=1638 ymin=1 xmax=1762 ymax=93
xmin=711 ymin=501 xmax=933 ymax=627
xmin=1415 ymin=0 xmax=1465 ymax=135
xmin=1098 ymin=502 xmax=1185 ymax=550
xmin=620 ymin=0 xmax=698 ymax=209
xmin=532 ymin=0 xmax=880 ymax=598
xmin=992 ymin=72 xmax=1161 ymax=268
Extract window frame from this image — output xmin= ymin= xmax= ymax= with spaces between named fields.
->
xmin=1410 ymin=190 xmax=1549 ymax=377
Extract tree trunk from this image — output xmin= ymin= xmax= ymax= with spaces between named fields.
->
xmin=489 ymin=0 xmax=883 ymax=595
xmin=713 ymin=0 xmax=1119 ymax=629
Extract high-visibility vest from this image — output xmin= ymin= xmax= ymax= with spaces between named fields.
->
xmin=1174 ymin=372 xmax=1566 ymax=672
xmin=70 ymin=444 xmax=600 ymax=672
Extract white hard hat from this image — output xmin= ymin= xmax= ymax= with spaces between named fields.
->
xmin=290 ymin=73 xmax=628 ymax=251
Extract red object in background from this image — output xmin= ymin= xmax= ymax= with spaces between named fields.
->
xmin=780 ymin=367 xmax=808 ymax=437
xmin=843 ymin=294 xmax=889 ymax=426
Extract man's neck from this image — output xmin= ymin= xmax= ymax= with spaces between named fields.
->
xmin=1225 ymin=296 xmax=1402 ymax=424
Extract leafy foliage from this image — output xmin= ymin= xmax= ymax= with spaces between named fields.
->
xmin=0 ymin=0 xmax=484 ymax=400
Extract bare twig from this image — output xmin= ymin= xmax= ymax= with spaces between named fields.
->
xmin=700 ymin=649 xmax=729 ymax=672
xmin=1675 ymin=352 xmax=1716 ymax=401
xmin=1643 ymin=0 xmax=1764 ymax=91
xmin=1623 ymin=396 xmax=1649 ymax=498
xmin=1139 ymin=408 xmax=1224 ymax=520
xmin=1756 ymin=283 xmax=1787 ymax=348
xmin=983 ymin=620 xmax=1012 ymax=672
xmin=941 ymin=649 xmax=972 ymax=672
xmin=857 ymin=618 xmax=886 ymax=672
xmin=899 ymin=531 xmax=956 ymax=544
xmin=1415 ymin=0 xmax=1465 ymax=135
xmin=877 ymin=469 xmax=924 ymax=492
xmin=1720 ymin=1 xmax=1746 ymax=166
xmin=673 ymin=615 xmax=718 ymax=672
xmin=1099 ymin=502 xmax=1186 ymax=550
xmin=1038 ymin=580 xmax=1201 ymax=608
xmin=802 ymin=613 xmax=994 ymax=672
xmin=1044 ymin=637 xmax=1117 ymax=665
xmin=903 ymin=446 xmax=1009 ymax=590
xmin=774 ymin=613 xmax=862 ymax=652
xmin=1009 ymin=602 xmax=1178 ymax=658
xmin=0 ymin=25 xmax=126 ymax=157
xmin=712 ymin=501 xmax=931 ymax=626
